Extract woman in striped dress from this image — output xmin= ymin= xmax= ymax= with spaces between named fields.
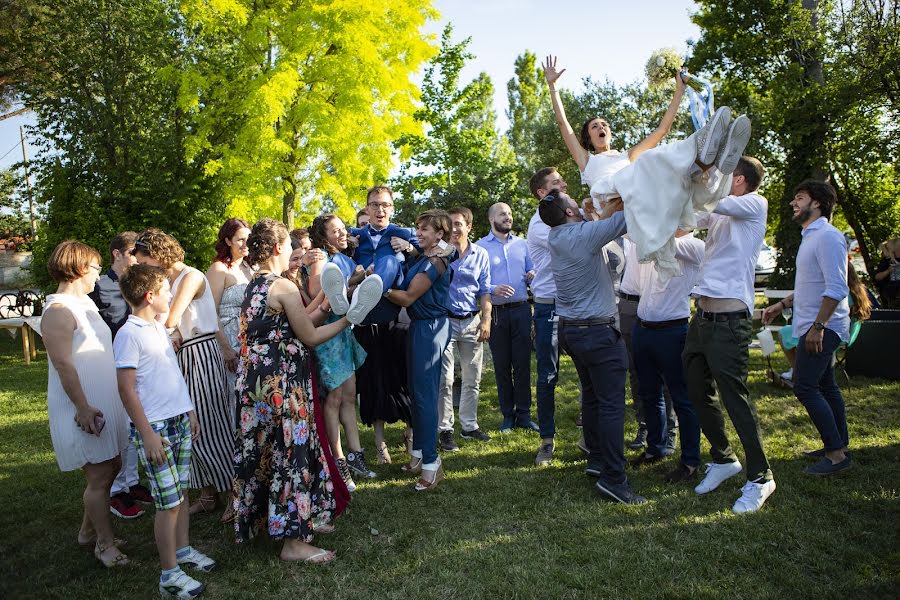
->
xmin=133 ymin=229 xmax=234 ymax=520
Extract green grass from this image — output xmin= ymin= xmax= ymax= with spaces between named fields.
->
xmin=1 ymin=333 xmax=898 ymax=599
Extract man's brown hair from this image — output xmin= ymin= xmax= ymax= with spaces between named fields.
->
xmin=529 ymin=167 xmax=559 ymax=199
xmin=119 ymin=264 xmax=167 ymax=308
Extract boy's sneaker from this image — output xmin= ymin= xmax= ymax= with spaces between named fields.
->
xmin=336 ymin=458 xmax=357 ymax=492
xmin=346 ymin=275 xmax=383 ymax=326
xmin=160 ymin=570 xmax=205 ymax=599
xmin=320 ymin=263 xmax=350 ymax=315
xmin=694 ymin=461 xmax=743 ymax=495
xmin=715 ymin=115 xmax=751 ymax=176
xmin=109 ymin=492 xmax=145 ymax=519
xmin=346 ymin=449 xmax=376 ymax=479
xmin=439 ymin=430 xmax=459 ymax=452
xmin=129 ymin=484 xmax=154 ymax=505
xmin=595 ymin=480 xmax=648 ymax=505
xmin=177 ymin=548 xmax=217 ymax=573
xmin=732 ymin=479 xmax=776 ymax=514
xmin=696 ymin=106 xmax=732 ymax=165
xmin=460 ymin=428 xmax=491 ymax=442
xmin=535 ymin=442 xmax=554 ymax=466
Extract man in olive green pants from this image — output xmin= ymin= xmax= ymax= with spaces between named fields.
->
xmin=683 ymin=156 xmax=776 ymax=514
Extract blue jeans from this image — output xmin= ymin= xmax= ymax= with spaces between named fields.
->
xmin=488 ymin=303 xmax=533 ymax=423
xmin=794 ymin=328 xmax=848 ymax=451
xmin=632 ymin=322 xmax=701 ymax=467
xmin=408 ymin=317 xmax=451 ymax=465
xmin=533 ymin=301 xmax=559 ymax=438
xmin=559 ymin=321 xmax=628 ymax=486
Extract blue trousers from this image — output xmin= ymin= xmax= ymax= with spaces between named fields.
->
xmin=794 ymin=329 xmax=848 ymax=451
xmin=559 ymin=321 xmax=628 ymax=486
xmin=632 ymin=322 xmax=701 ymax=467
xmin=488 ymin=303 xmax=533 ymax=423
xmin=408 ymin=317 xmax=451 ymax=465
xmin=533 ymin=301 xmax=559 ymax=438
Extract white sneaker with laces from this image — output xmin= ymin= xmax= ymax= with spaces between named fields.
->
xmin=346 ymin=274 xmax=383 ymax=326
xmin=732 ymin=479 xmax=776 ymax=514
xmin=320 ymin=262 xmax=350 ymax=315
xmin=715 ymin=114 xmax=751 ymax=176
xmin=159 ymin=569 xmax=205 ymax=599
xmin=176 ymin=547 xmax=217 ymax=572
xmin=694 ymin=461 xmax=743 ymax=495
xmin=695 ymin=106 xmax=732 ymax=165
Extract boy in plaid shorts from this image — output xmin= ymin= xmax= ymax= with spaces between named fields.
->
xmin=114 ymin=264 xmax=216 ymax=598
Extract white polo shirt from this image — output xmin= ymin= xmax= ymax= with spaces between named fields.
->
xmin=638 ymin=235 xmax=706 ymax=322
xmin=114 ymin=315 xmax=193 ymax=423
xmin=693 ymin=192 xmax=768 ymax=311
xmin=527 ymin=210 xmax=556 ymax=300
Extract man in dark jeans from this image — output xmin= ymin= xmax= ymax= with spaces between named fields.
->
xmin=763 ymin=180 xmax=852 ymax=475
xmin=683 ymin=156 xmax=776 ymax=514
xmin=542 ymin=190 xmax=645 ymax=505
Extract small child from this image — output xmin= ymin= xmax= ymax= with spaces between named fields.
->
xmin=114 ymin=264 xmax=216 ymax=599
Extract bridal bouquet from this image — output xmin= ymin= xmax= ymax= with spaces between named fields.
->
xmin=645 ymin=48 xmax=685 ymax=87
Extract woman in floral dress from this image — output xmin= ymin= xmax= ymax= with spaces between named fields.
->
xmin=232 ymin=218 xmax=380 ymax=563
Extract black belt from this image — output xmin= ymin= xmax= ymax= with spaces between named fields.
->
xmin=494 ymin=300 xmax=527 ymax=310
xmin=638 ymin=317 xmax=689 ymax=330
xmin=448 ymin=310 xmax=479 ymax=320
xmin=560 ymin=317 xmax=616 ymax=327
xmin=618 ymin=291 xmax=641 ymax=302
xmin=696 ymin=308 xmax=750 ymax=322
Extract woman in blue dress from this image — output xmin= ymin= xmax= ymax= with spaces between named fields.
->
xmin=383 ymin=209 xmax=453 ymax=491
xmin=307 ymin=215 xmax=374 ymax=492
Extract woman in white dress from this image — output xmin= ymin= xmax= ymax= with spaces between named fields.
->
xmin=133 ymin=229 xmax=233 ymax=521
xmin=42 ymin=240 xmax=130 ymax=567
xmin=206 ymin=218 xmax=252 ymax=522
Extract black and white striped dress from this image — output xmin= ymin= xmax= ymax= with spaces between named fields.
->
xmin=172 ymin=266 xmax=234 ymax=492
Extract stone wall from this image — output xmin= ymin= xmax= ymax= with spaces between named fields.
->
xmin=0 ymin=251 xmax=33 ymax=287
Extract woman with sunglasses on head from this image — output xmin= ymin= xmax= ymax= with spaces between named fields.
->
xmin=132 ymin=229 xmax=234 ymax=522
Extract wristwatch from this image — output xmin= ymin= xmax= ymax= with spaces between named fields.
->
xmin=813 ymin=321 xmax=825 ymax=331
xmin=384 ymin=288 xmax=393 ymax=298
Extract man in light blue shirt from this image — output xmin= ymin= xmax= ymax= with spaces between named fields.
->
xmin=542 ymin=190 xmax=646 ymax=505
xmin=438 ymin=207 xmax=494 ymax=451
xmin=763 ymin=180 xmax=851 ymax=476
xmin=476 ymin=202 xmax=537 ymax=433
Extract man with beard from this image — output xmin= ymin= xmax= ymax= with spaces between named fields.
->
xmin=477 ymin=203 xmax=537 ymax=433
xmin=762 ymin=181 xmax=851 ymax=476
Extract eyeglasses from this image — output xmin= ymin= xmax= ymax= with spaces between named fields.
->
xmin=367 ymin=202 xmax=393 ymax=211
xmin=89 ymin=264 xmax=102 ymax=272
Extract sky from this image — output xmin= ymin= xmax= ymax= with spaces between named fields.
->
xmin=0 ymin=0 xmax=701 ymax=171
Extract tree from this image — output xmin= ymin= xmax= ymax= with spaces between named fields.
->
xmin=179 ymin=0 xmax=437 ymax=230
xmin=391 ymin=25 xmax=520 ymax=237
xmin=690 ymin=0 xmax=900 ymax=283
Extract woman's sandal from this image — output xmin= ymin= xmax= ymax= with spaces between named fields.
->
xmin=189 ymin=495 xmax=218 ymax=515
xmin=280 ymin=548 xmax=336 ymax=564
xmin=401 ymin=456 xmax=422 ymax=474
xmin=79 ymin=535 xmax=127 ymax=548
xmin=414 ymin=465 xmax=445 ymax=492
xmin=94 ymin=542 xmax=130 ymax=568
xmin=219 ymin=499 xmax=236 ymax=524
xmin=375 ymin=444 xmax=391 ymax=465
xmin=313 ymin=524 xmax=336 ymax=535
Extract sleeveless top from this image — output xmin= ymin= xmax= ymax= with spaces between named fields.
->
xmin=219 ymin=282 xmax=247 ymax=353
xmin=171 ymin=266 xmax=219 ymax=339
xmin=581 ymin=150 xmax=631 ymax=189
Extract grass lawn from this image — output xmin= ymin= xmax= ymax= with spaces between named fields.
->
xmin=1 ymin=332 xmax=898 ymax=599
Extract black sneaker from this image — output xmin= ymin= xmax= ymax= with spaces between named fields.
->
xmin=628 ymin=427 xmax=648 ymax=450
xmin=629 ymin=453 xmax=667 ymax=469
xmin=439 ymin=430 xmax=460 ymax=452
xmin=804 ymin=456 xmax=852 ymax=476
xmin=664 ymin=463 xmax=699 ymax=484
xmin=336 ymin=458 xmax=357 ymax=492
xmin=460 ymin=428 xmax=491 ymax=442
xmin=346 ymin=449 xmax=376 ymax=478
xmin=595 ymin=480 xmax=648 ymax=505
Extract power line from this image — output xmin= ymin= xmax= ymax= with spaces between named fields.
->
xmin=0 ymin=140 xmax=22 ymax=163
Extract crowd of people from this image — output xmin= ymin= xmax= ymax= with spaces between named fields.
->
xmin=39 ymin=56 xmax=878 ymax=599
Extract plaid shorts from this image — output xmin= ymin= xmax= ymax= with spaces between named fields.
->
xmin=132 ymin=413 xmax=192 ymax=511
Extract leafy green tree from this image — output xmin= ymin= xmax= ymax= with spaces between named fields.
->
xmin=391 ymin=25 xmax=520 ymax=238
xmin=179 ymin=0 xmax=437 ymax=230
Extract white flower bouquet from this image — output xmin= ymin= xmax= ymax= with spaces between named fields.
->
xmin=645 ymin=48 xmax=685 ymax=87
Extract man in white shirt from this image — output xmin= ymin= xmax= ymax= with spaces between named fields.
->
xmin=762 ymin=181 xmax=851 ymax=476
xmin=683 ymin=156 xmax=776 ymax=514
xmin=631 ymin=231 xmax=704 ymax=484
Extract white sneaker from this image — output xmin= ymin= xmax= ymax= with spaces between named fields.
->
xmin=346 ymin=274 xmax=383 ymax=326
xmin=732 ymin=479 xmax=776 ymax=514
xmin=715 ymin=115 xmax=751 ymax=176
xmin=780 ymin=368 xmax=793 ymax=381
xmin=159 ymin=569 xmax=205 ymax=599
xmin=694 ymin=461 xmax=743 ymax=495
xmin=695 ymin=106 xmax=732 ymax=165
xmin=320 ymin=262 xmax=350 ymax=315
xmin=176 ymin=547 xmax=217 ymax=572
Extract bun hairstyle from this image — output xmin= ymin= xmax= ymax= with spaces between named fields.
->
xmin=538 ymin=191 xmax=569 ymax=227
xmin=247 ymin=218 xmax=289 ymax=265
xmin=214 ymin=218 xmax=250 ymax=266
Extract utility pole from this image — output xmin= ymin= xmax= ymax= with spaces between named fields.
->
xmin=20 ymin=126 xmax=37 ymax=240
